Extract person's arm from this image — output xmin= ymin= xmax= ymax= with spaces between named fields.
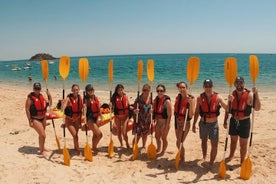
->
xmin=218 ymin=94 xmax=228 ymax=111
xmin=165 ymin=99 xmax=172 ymax=127
xmin=25 ymin=97 xmax=33 ymax=127
xmin=192 ymin=96 xmax=200 ymax=133
xmin=188 ymin=96 xmax=195 ymax=119
xmin=45 ymin=90 xmax=52 ymax=107
xmin=252 ymin=87 xmax=261 ymax=111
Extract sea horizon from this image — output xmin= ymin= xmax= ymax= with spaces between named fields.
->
xmin=1 ymin=53 xmax=275 ymax=98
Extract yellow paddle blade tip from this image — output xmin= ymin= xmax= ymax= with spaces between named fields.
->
xmin=218 ymin=160 xmax=226 ymax=179
xmin=240 ymin=157 xmax=252 ymax=180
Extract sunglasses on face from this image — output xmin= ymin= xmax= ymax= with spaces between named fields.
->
xmin=143 ymin=89 xmax=149 ymax=92
xmin=204 ymin=85 xmax=212 ymax=88
xmin=156 ymin=90 xmax=164 ymax=93
xmin=34 ymin=88 xmax=41 ymax=90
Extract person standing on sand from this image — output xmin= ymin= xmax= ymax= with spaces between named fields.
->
xmin=132 ymin=83 xmax=152 ymax=152
xmin=25 ymin=82 xmax=52 ymax=158
xmin=224 ymin=76 xmax=261 ymax=164
xmin=192 ymin=79 xmax=228 ymax=168
xmin=62 ymin=84 xmax=83 ymax=156
xmin=83 ymin=84 xmax=103 ymax=154
xmin=153 ymin=84 xmax=172 ymax=156
xmin=174 ymin=81 xmax=195 ymax=163
xmin=111 ymin=84 xmax=130 ymax=148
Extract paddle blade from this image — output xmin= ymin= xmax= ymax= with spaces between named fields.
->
xmin=174 ymin=151 xmax=181 ymax=170
xmin=147 ymin=59 xmax=154 ymax=83
xmin=84 ymin=143 xmax=93 ymax=162
xmin=55 ymin=135 xmax=61 ymax=150
xmin=186 ymin=57 xmax=200 ymax=86
xmin=240 ymin=156 xmax=252 ymax=180
xmin=218 ymin=160 xmax=227 ymax=179
xmin=41 ymin=60 xmax=49 ymax=82
xmin=147 ymin=143 xmax=157 ymax=159
xmin=63 ymin=146 xmax=70 ymax=166
xmin=108 ymin=60 xmax=113 ymax=84
xmin=249 ymin=55 xmax=259 ymax=84
xmin=79 ymin=58 xmax=89 ymax=83
xmin=59 ymin=56 xmax=70 ymax=80
xmin=108 ymin=138 xmax=114 ymax=157
xmin=224 ymin=57 xmax=237 ymax=88
xmin=132 ymin=143 xmax=139 ymax=160
xmin=137 ymin=60 xmax=143 ymax=83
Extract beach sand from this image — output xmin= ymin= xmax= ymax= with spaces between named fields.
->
xmin=0 ymin=84 xmax=275 ymax=184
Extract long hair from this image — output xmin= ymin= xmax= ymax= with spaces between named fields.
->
xmin=111 ymin=84 xmax=125 ymax=104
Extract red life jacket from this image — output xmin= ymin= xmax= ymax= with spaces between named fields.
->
xmin=65 ymin=94 xmax=83 ymax=118
xmin=174 ymin=94 xmax=190 ymax=121
xmin=28 ymin=92 xmax=47 ymax=116
xmin=87 ymin=96 xmax=100 ymax=118
xmin=231 ymin=89 xmax=250 ymax=118
xmin=114 ymin=95 xmax=129 ymax=115
xmin=199 ymin=92 xmax=220 ymax=118
xmin=154 ymin=95 xmax=170 ymax=119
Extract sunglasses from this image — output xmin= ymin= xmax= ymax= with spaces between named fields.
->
xmin=156 ymin=90 xmax=164 ymax=93
xmin=204 ymin=85 xmax=212 ymax=88
xmin=34 ymin=88 xmax=41 ymax=90
xmin=143 ymin=89 xmax=149 ymax=92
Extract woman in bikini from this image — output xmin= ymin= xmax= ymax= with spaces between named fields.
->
xmin=111 ymin=84 xmax=130 ymax=148
xmin=63 ymin=84 xmax=83 ymax=156
xmin=132 ymin=83 xmax=152 ymax=151
xmin=25 ymin=82 xmax=52 ymax=158
xmin=153 ymin=84 xmax=172 ymax=156
xmin=84 ymin=84 xmax=103 ymax=154
xmin=174 ymin=81 xmax=195 ymax=163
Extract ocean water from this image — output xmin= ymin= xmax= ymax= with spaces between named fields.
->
xmin=1 ymin=53 xmax=275 ymax=95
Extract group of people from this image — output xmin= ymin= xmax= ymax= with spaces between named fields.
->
xmin=25 ymin=76 xmax=261 ymax=169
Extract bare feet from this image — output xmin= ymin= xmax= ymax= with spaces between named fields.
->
xmin=92 ymin=148 xmax=99 ymax=155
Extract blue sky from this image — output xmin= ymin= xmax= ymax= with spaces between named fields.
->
xmin=0 ymin=0 xmax=275 ymax=60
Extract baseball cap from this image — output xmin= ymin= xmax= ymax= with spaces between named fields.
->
xmin=85 ymin=84 xmax=94 ymax=91
xmin=235 ymin=76 xmax=245 ymax=84
xmin=203 ymin=79 xmax=213 ymax=87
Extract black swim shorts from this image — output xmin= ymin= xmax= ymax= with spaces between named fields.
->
xmin=228 ymin=117 xmax=250 ymax=138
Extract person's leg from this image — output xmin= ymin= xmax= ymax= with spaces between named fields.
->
xmin=201 ymin=138 xmax=208 ymax=160
xmin=155 ymin=124 xmax=162 ymax=153
xmin=160 ymin=125 xmax=168 ymax=156
xmin=226 ymin=135 xmax=238 ymax=161
xmin=91 ymin=123 xmax=103 ymax=153
xmin=32 ymin=120 xmax=47 ymax=156
xmin=240 ymin=137 xmax=248 ymax=164
xmin=66 ymin=123 xmax=80 ymax=155
xmin=210 ymin=140 xmax=218 ymax=166
xmin=115 ymin=118 xmax=123 ymax=147
xmin=122 ymin=118 xmax=130 ymax=148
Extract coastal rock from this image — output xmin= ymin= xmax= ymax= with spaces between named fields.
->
xmin=29 ymin=53 xmax=56 ymax=61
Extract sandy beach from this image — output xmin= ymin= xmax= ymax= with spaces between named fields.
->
xmin=0 ymin=83 xmax=275 ymax=184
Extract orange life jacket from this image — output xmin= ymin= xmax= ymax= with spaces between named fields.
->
xmin=174 ymin=94 xmax=191 ymax=121
xmin=154 ymin=95 xmax=170 ymax=119
xmin=231 ymin=89 xmax=251 ymax=118
xmin=199 ymin=92 xmax=220 ymax=118
xmin=114 ymin=95 xmax=129 ymax=115
xmin=87 ymin=96 xmax=100 ymax=118
xmin=28 ymin=92 xmax=47 ymax=116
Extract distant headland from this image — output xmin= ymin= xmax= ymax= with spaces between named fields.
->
xmin=29 ymin=53 xmax=56 ymax=61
